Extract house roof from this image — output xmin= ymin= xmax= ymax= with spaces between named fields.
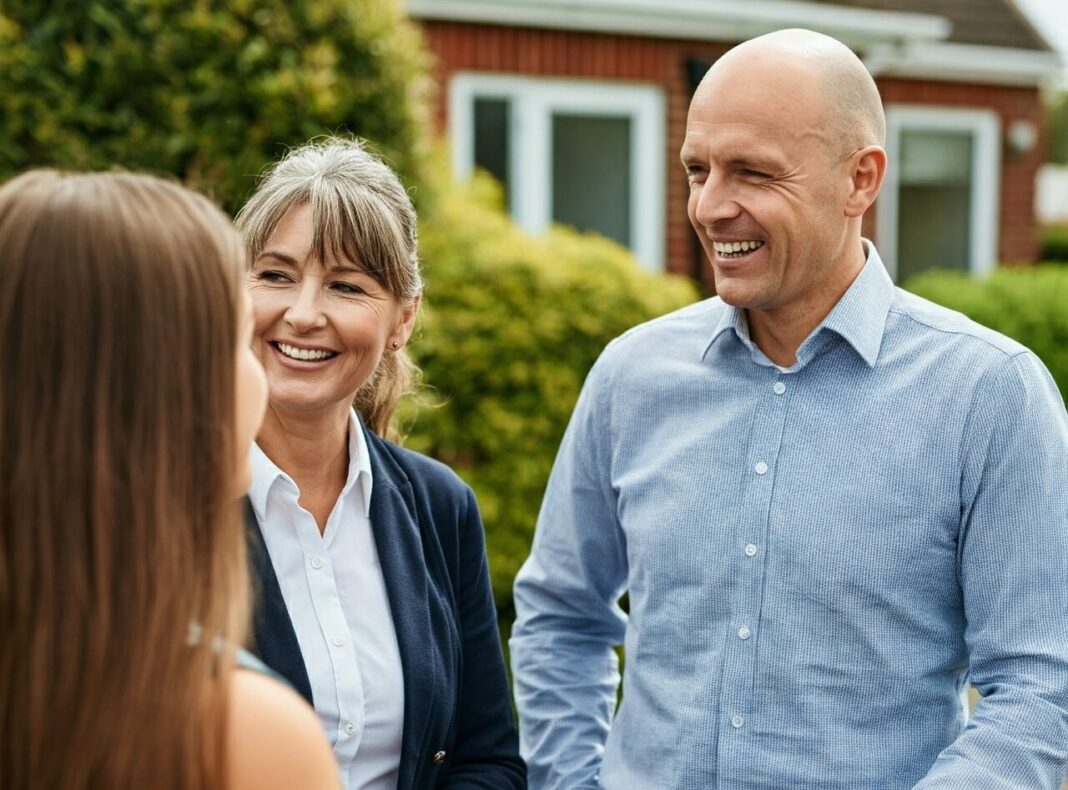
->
xmin=406 ymin=0 xmax=1063 ymax=85
xmin=803 ymin=0 xmax=1052 ymax=52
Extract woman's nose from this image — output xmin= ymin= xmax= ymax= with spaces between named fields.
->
xmin=284 ymin=279 xmax=327 ymax=332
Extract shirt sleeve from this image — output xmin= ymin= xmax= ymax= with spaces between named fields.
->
xmin=915 ymin=351 xmax=1068 ymax=789
xmin=510 ymin=352 xmax=630 ymax=789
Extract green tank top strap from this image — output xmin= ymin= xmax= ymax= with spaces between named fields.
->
xmin=235 ymin=647 xmax=289 ymax=688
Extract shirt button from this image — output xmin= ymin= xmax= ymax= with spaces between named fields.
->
xmin=738 ymin=626 xmax=752 ymax=640
xmin=731 ymin=715 xmax=745 ymax=729
xmin=310 ymin=555 xmax=324 ymax=569
xmin=754 ymin=461 xmax=768 ymax=475
xmin=342 ymin=721 xmax=356 ymax=737
xmin=744 ymin=544 xmax=758 ymax=557
xmin=331 ymin=635 xmax=345 ymax=647
xmin=432 ymin=750 xmax=447 ymax=765
xmin=773 ymin=381 xmax=786 ymax=395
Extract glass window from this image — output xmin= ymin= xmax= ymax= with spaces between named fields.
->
xmin=450 ymin=74 xmax=665 ymax=270
xmin=551 ymin=113 xmax=631 ymax=247
xmin=897 ymin=130 xmax=973 ymax=281
xmin=473 ymin=97 xmax=511 ymax=210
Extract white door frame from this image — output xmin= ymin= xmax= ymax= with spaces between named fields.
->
xmin=877 ymin=105 xmax=1001 ymax=280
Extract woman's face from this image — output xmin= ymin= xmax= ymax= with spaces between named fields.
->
xmin=246 ymin=203 xmax=418 ymax=420
xmin=233 ymin=289 xmax=269 ymax=495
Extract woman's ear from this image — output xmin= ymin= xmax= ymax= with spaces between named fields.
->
xmin=844 ymin=145 xmax=887 ymax=218
xmin=389 ymin=293 xmax=422 ymax=350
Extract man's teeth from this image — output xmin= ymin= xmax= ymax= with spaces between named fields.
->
xmin=277 ymin=342 xmax=334 ymax=361
xmin=713 ymin=240 xmax=765 ymax=255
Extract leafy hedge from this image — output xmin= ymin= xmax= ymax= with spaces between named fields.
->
xmin=1041 ymin=225 xmax=1068 ymax=263
xmin=406 ymin=177 xmax=698 ymax=622
xmin=0 ymin=0 xmax=428 ymax=213
xmin=904 ymin=265 xmax=1068 ymax=400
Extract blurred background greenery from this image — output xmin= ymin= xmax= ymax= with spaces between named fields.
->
xmin=1 ymin=0 xmax=1065 ymax=642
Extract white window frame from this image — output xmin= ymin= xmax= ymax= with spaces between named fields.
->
xmin=449 ymin=72 xmax=666 ymax=270
xmin=877 ymin=105 xmax=1001 ymax=280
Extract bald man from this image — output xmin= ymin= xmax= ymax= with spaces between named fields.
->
xmin=511 ymin=29 xmax=1068 ymax=789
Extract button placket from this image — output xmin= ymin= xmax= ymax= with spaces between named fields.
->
xmin=719 ymin=372 xmax=793 ymax=767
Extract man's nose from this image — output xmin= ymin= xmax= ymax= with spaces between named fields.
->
xmin=284 ymin=279 xmax=327 ymax=332
xmin=692 ymin=174 xmax=740 ymax=227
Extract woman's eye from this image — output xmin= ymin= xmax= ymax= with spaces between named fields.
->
xmin=258 ymin=270 xmax=292 ymax=283
xmin=331 ymin=281 xmax=365 ymax=295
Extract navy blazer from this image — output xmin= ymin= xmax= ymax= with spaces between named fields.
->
xmin=246 ymin=427 xmax=525 ymax=789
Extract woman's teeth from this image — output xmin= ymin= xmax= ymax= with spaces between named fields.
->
xmin=277 ymin=342 xmax=336 ymax=361
xmin=713 ymin=240 xmax=765 ymax=258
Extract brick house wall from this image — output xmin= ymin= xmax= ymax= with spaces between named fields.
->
xmin=420 ymin=21 xmax=1045 ymax=288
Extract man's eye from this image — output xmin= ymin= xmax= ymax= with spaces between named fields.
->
xmin=741 ymin=169 xmax=769 ymax=179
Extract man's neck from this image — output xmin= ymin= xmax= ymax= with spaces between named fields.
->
xmin=747 ymin=245 xmax=867 ymax=367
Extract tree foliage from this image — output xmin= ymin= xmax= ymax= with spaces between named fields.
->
xmin=406 ymin=177 xmax=699 ymax=621
xmin=0 ymin=0 xmax=429 ymax=213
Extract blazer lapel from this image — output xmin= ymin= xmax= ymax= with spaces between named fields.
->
xmin=365 ymin=432 xmax=437 ymax=790
xmin=244 ymin=499 xmax=314 ymax=705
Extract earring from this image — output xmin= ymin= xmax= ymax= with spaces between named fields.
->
xmin=391 ymin=340 xmax=399 ymax=349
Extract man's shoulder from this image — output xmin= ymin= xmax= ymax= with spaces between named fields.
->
xmin=601 ymin=296 xmax=727 ymax=362
xmin=888 ymin=287 xmax=1029 ymax=361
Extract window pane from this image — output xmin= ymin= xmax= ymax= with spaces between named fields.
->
xmin=551 ymin=114 xmax=631 ymax=248
xmin=897 ymin=130 xmax=973 ymax=281
xmin=473 ymin=97 xmax=511 ymax=209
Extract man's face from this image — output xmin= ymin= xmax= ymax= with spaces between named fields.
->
xmin=682 ymin=57 xmax=855 ymax=316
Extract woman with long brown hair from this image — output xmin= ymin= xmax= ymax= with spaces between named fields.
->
xmin=0 ymin=169 xmax=339 ymax=790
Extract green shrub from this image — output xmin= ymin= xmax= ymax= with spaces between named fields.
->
xmin=904 ymin=266 xmax=1068 ymax=400
xmin=406 ymin=176 xmax=698 ymax=622
xmin=0 ymin=0 xmax=428 ymax=213
xmin=1041 ymin=225 xmax=1068 ymax=263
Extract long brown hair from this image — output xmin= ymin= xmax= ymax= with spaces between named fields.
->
xmin=235 ymin=137 xmax=423 ymax=439
xmin=0 ymin=170 xmax=249 ymax=790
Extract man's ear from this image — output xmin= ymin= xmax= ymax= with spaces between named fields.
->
xmin=844 ymin=145 xmax=887 ymax=218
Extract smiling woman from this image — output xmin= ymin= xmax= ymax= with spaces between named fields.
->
xmin=234 ymin=137 xmax=525 ymax=790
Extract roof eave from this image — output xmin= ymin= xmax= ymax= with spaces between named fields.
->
xmin=404 ymin=0 xmax=951 ymax=48
xmin=866 ymin=42 xmax=1064 ymax=87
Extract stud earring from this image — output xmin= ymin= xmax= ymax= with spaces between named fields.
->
xmin=391 ymin=340 xmax=399 ymax=349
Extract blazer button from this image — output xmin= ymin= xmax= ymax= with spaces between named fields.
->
xmin=432 ymin=750 xmax=446 ymax=765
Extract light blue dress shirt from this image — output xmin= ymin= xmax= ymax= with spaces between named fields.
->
xmin=511 ymin=245 xmax=1068 ymax=789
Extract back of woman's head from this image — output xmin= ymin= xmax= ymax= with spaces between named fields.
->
xmin=236 ymin=137 xmax=423 ymax=438
xmin=0 ymin=170 xmax=248 ymax=790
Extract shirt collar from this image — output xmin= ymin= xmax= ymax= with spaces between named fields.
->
xmin=813 ymin=241 xmax=893 ymax=369
xmin=248 ymin=408 xmax=374 ymax=522
xmin=702 ymin=240 xmax=893 ymax=369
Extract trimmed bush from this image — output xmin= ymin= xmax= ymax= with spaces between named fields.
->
xmin=0 ymin=0 xmax=428 ymax=213
xmin=406 ymin=176 xmax=699 ymax=621
xmin=1041 ymin=225 xmax=1068 ymax=263
xmin=904 ymin=265 xmax=1068 ymax=400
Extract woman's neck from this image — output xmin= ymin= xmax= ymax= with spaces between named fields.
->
xmin=255 ymin=404 xmax=352 ymax=532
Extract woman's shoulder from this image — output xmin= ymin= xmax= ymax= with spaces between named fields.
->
xmin=229 ymin=668 xmax=339 ymax=790
xmin=368 ymin=430 xmax=472 ymax=498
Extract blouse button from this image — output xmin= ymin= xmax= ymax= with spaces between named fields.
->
xmin=432 ymin=750 xmax=447 ymax=765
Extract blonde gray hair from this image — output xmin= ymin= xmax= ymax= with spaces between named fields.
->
xmin=235 ymin=137 xmax=423 ymax=439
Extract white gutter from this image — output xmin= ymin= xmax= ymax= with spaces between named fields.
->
xmin=404 ymin=0 xmax=951 ymax=48
xmin=865 ymin=41 xmax=1064 ymax=86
